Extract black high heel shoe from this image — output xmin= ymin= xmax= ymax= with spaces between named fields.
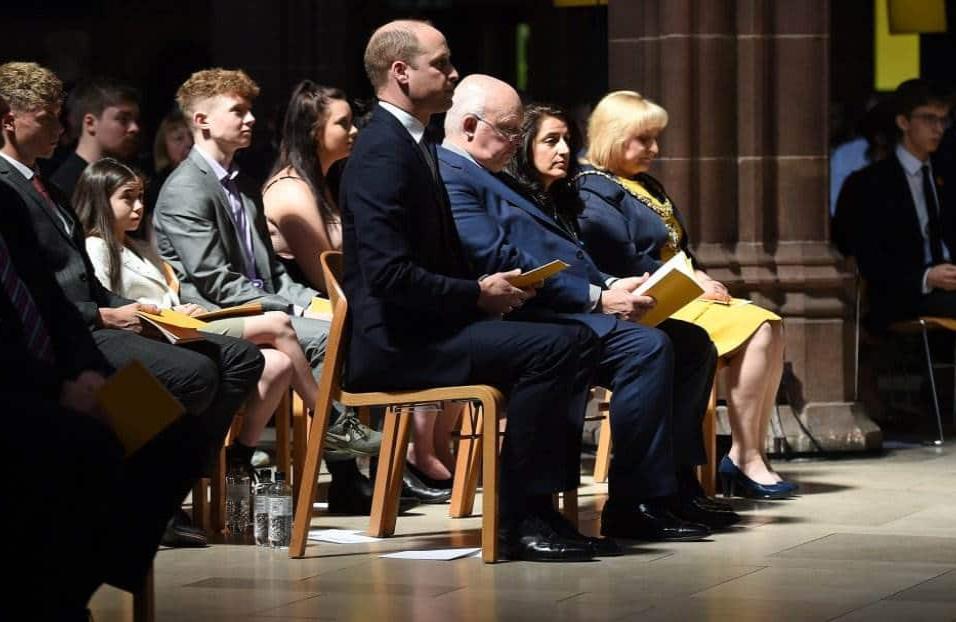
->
xmin=718 ymin=456 xmax=793 ymax=500
xmin=406 ymin=461 xmax=453 ymax=490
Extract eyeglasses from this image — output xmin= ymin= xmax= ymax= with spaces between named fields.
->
xmin=911 ymin=113 xmax=952 ymax=130
xmin=473 ymin=114 xmax=523 ymax=143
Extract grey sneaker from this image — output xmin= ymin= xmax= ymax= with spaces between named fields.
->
xmin=325 ymin=410 xmax=381 ymax=457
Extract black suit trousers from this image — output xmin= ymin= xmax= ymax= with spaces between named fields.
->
xmin=347 ymin=319 xmax=600 ymax=517
xmin=594 ymin=318 xmax=716 ymax=504
xmin=92 ymin=329 xmax=264 ymax=465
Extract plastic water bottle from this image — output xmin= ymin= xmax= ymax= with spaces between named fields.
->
xmin=225 ymin=466 xmax=251 ymax=536
xmin=253 ymin=469 xmax=273 ymax=546
xmin=268 ymin=471 xmax=293 ymax=548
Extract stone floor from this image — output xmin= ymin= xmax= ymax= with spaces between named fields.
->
xmin=90 ymin=445 xmax=956 ymax=621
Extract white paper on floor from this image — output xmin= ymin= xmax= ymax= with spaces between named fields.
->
xmin=307 ymin=529 xmax=379 ymax=544
xmin=381 ymin=547 xmax=482 ymax=561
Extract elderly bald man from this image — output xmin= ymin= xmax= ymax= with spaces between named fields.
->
xmin=440 ymin=74 xmax=734 ymax=542
xmin=338 ymin=20 xmax=609 ymax=562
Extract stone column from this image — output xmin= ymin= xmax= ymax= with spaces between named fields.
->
xmin=608 ymin=0 xmax=879 ymax=451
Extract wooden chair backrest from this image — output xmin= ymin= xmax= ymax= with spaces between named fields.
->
xmin=319 ymin=251 xmax=349 ymax=399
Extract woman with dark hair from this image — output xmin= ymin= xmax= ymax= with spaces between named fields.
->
xmin=78 ymin=158 xmax=319 ymax=471
xmin=264 ymin=81 xmax=459 ymax=498
xmin=263 ymin=80 xmax=356 ymax=293
xmin=570 ymin=92 xmax=792 ymax=499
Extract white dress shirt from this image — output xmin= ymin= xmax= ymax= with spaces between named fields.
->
xmin=896 ymin=144 xmax=951 ymax=292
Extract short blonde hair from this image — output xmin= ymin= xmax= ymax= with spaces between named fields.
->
xmin=175 ymin=68 xmax=259 ymax=119
xmin=364 ymin=20 xmax=428 ymax=91
xmin=587 ymin=90 xmax=668 ymax=170
xmin=0 ymin=62 xmax=63 ymax=112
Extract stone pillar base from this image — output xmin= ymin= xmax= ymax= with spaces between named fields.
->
xmin=716 ymin=402 xmax=883 ymax=453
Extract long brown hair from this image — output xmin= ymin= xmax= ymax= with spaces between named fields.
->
xmin=74 ymin=157 xmax=144 ymax=291
xmin=268 ymin=80 xmax=347 ymax=233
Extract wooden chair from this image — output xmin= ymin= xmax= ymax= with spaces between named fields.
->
xmin=132 ymin=565 xmax=154 ymax=622
xmin=448 ymin=405 xmax=580 ymax=526
xmin=591 ymin=361 xmax=723 ymax=496
xmin=886 ymin=316 xmax=956 ymax=445
xmin=289 ymin=251 xmax=507 ymax=562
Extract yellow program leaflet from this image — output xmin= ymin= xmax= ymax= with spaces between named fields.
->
xmin=506 ymin=260 xmax=570 ymax=289
xmin=96 ymin=361 xmax=185 ymax=456
xmin=634 ymin=252 xmax=705 ymax=326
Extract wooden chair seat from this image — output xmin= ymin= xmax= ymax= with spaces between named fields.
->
xmin=288 ymin=251 xmax=508 ymax=563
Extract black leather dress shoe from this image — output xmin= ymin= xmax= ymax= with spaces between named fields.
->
xmin=402 ymin=469 xmax=453 ymax=504
xmin=160 ymin=510 xmax=209 ymax=548
xmin=406 ymin=461 xmax=453 ymax=490
xmin=672 ymin=496 xmax=741 ymax=529
xmin=502 ymin=516 xmax=595 ymax=562
xmin=327 ymin=472 xmax=421 ymax=515
xmin=601 ymin=500 xmax=710 ymax=542
xmin=541 ymin=506 xmax=624 ymax=556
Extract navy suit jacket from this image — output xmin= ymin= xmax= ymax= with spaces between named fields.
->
xmin=835 ymin=155 xmax=956 ymax=329
xmin=339 ymin=106 xmax=481 ymax=388
xmin=574 ymin=167 xmax=698 ymax=279
xmin=438 ymin=146 xmax=616 ymax=338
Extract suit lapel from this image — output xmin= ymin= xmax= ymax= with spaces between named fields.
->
xmin=0 ymin=160 xmax=77 ymax=246
xmin=376 ymin=107 xmax=448 ymax=207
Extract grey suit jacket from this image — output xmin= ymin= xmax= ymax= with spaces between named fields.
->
xmin=153 ymin=148 xmax=317 ymax=312
xmin=0 ymin=156 xmax=132 ymax=328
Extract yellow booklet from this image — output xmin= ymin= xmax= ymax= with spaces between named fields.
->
xmin=634 ymin=251 xmax=704 ymax=326
xmin=194 ymin=301 xmax=263 ymax=321
xmin=136 ymin=309 xmax=207 ymax=344
xmin=309 ymin=296 xmax=333 ymax=316
xmin=96 ymin=361 xmax=185 ymax=456
xmin=506 ymin=260 xmax=570 ymax=289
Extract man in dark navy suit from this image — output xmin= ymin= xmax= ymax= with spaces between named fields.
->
xmin=340 ymin=20 xmax=606 ymax=561
xmin=440 ymin=75 xmax=732 ymax=540
xmin=834 ymin=79 xmax=956 ymax=330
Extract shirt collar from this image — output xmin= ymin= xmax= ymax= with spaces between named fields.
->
xmin=193 ymin=145 xmax=239 ymax=183
xmin=440 ymin=139 xmax=482 ymax=169
xmin=378 ymin=101 xmax=426 ymax=143
xmin=0 ymin=151 xmax=36 ymax=180
xmin=896 ymin=143 xmax=930 ymax=176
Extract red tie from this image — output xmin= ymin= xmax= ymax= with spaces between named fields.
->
xmin=0 ymin=231 xmax=55 ymax=364
xmin=31 ymin=174 xmax=56 ymax=210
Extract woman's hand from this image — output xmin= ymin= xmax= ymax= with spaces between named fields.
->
xmin=698 ymin=276 xmax=731 ymax=303
xmin=173 ymin=303 xmax=207 ymax=317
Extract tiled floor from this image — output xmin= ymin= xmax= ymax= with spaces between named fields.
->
xmin=90 ymin=446 xmax=956 ymax=621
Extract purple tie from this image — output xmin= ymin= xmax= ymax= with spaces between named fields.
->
xmin=0 ymin=232 xmax=55 ymax=364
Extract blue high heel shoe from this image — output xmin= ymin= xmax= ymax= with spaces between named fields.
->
xmin=718 ymin=456 xmax=793 ymax=500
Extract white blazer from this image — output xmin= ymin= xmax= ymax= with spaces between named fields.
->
xmin=85 ymin=236 xmax=182 ymax=308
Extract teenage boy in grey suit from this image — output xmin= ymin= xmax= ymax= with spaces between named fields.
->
xmin=153 ymin=68 xmax=389 ymax=513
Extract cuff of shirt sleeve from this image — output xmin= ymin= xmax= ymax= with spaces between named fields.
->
xmin=293 ymin=304 xmax=305 ymax=316
xmin=589 ymin=284 xmax=602 ymax=312
xmin=923 ymin=268 xmax=933 ymax=295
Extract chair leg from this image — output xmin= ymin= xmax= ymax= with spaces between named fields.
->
xmin=481 ymin=395 xmax=501 ymax=563
xmin=275 ymin=390 xmax=292 ymax=478
xmin=450 ymin=403 xmax=482 ymax=518
xmin=191 ymin=479 xmax=210 ymax=533
xmin=370 ymin=407 xmax=412 ymax=536
xmin=289 ymin=396 xmax=335 ymax=558
xmin=209 ymin=444 xmax=227 ymax=534
xmin=920 ymin=323 xmax=945 ymax=445
xmin=593 ymin=414 xmax=612 ymax=484
xmin=698 ymin=379 xmax=718 ymax=496
xmin=132 ymin=564 xmax=154 ymax=622
xmin=292 ymin=393 xmax=308 ymax=503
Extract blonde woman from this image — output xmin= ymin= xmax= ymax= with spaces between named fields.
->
xmin=573 ymin=91 xmax=793 ymax=499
